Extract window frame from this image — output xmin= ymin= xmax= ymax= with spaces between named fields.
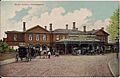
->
xmin=29 ymin=34 xmax=33 ymax=41
xmin=36 ymin=34 xmax=40 ymax=41
xmin=42 ymin=34 xmax=47 ymax=41
xmin=56 ymin=35 xmax=59 ymax=40
xmin=13 ymin=34 xmax=17 ymax=41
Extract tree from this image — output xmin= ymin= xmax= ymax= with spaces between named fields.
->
xmin=107 ymin=9 xmax=119 ymax=42
xmin=0 ymin=42 xmax=9 ymax=53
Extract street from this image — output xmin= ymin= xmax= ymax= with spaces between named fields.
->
xmin=0 ymin=53 xmax=117 ymax=77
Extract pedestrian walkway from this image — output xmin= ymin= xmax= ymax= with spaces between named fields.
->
xmin=0 ymin=58 xmax=15 ymax=66
xmin=108 ymin=58 xmax=119 ymax=77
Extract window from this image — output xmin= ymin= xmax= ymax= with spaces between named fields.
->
xmin=29 ymin=34 xmax=33 ymax=41
xmin=62 ymin=35 xmax=65 ymax=39
xmin=36 ymin=34 xmax=40 ymax=41
xmin=43 ymin=34 xmax=47 ymax=41
xmin=56 ymin=35 xmax=59 ymax=40
xmin=13 ymin=34 xmax=17 ymax=41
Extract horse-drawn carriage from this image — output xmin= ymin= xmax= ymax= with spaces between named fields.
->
xmin=16 ymin=46 xmax=37 ymax=62
xmin=72 ymin=46 xmax=104 ymax=55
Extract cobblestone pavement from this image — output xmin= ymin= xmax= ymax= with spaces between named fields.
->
xmin=0 ymin=53 xmax=117 ymax=77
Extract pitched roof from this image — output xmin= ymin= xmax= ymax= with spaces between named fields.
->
xmin=53 ymin=29 xmax=90 ymax=35
xmin=26 ymin=25 xmax=49 ymax=32
xmin=56 ymin=36 xmax=100 ymax=42
xmin=5 ymin=31 xmax=24 ymax=34
xmin=87 ymin=29 xmax=109 ymax=35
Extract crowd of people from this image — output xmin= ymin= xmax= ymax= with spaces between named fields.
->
xmin=15 ymin=45 xmax=106 ymax=62
xmin=72 ymin=46 xmax=105 ymax=55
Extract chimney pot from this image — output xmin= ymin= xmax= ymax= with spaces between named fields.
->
xmin=44 ymin=26 xmax=47 ymax=30
xmin=101 ymin=27 xmax=104 ymax=30
xmin=76 ymin=28 xmax=78 ymax=30
xmin=50 ymin=23 xmax=52 ymax=31
xmin=92 ymin=29 xmax=95 ymax=31
xmin=23 ymin=22 xmax=26 ymax=32
xmin=73 ymin=22 xmax=76 ymax=30
xmin=83 ymin=26 xmax=86 ymax=32
xmin=66 ymin=24 xmax=68 ymax=30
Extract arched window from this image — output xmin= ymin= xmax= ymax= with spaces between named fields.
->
xmin=35 ymin=44 xmax=40 ymax=51
xmin=36 ymin=34 xmax=40 ymax=41
xmin=43 ymin=34 xmax=47 ymax=41
xmin=29 ymin=34 xmax=33 ymax=41
xmin=14 ymin=34 xmax=17 ymax=41
xmin=42 ymin=44 xmax=47 ymax=50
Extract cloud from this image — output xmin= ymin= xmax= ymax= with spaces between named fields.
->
xmin=85 ymin=18 xmax=110 ymax=31
xmin=22 ymin=7 xmax=92 ymax=30
xmin=0 ymin=1 xmax=46 ymax=39
xmin=10 ymin=7 xmax=32 ymax=22
xmin=0 ymin=3 xmax=110 ymax=40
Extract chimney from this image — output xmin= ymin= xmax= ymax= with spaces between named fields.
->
xmin=101 ymin=27 xmax=104 ymax=30
xmin=92 ymin=29 xmax=95 ymax=31
xmin=23 ymin=22 xmax=26 ymax=32
xmin=76 ymin=28 xmax=78 ymax=30
xmin=66 ymin=24 xmax=68 ymax=30
xmin=83 ymin=26 xmax=86 ymax=32
xmin=50 ymin=23 xmax=52 ymax=31
xmin=73 ymin=22 xmax=76 ymax=30
xmin=44 ymin=26 xmax=47 ymax=30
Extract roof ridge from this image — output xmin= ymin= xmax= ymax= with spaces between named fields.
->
xmin=26 ymin=25 xmax=49 ymax=32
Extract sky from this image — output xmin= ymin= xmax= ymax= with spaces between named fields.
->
xmin=0 ymin=1 xmax=118 ymax=39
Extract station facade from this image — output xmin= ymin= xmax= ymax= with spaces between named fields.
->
xmin=4 ymin=22 xmax=109 ymax=54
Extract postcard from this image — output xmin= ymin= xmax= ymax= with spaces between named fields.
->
xmin=0 ymin=0 xmax=119 ymax=77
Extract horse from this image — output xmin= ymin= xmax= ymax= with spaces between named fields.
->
xmin=39 ymin=50 xmax=48 ymax=59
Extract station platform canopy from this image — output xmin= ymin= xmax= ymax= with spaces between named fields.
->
xmin=56 ymin=35 xmax=101 ymax=43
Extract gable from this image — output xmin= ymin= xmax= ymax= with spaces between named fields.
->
xmin=95 ymin=30 xmax=109 ymax=36
xmin=26 ymin=25 xmax=49 ymax=33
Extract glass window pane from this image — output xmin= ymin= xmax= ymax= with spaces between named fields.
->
xmin=36 ymin=34 xmax=40 ymax=41
xmin=29 ymin=34 xmax=33 ymax=41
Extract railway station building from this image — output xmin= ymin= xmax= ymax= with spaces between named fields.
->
xmin=4 ymin=22 xmax=109 ymax=54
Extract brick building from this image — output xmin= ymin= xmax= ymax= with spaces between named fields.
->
xmin=4 ymin=22 xmax=109 ymax=51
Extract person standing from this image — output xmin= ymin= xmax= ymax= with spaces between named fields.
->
xmin=48 ymin=51 xmax=51 ymax=59
xmin=15 ymin=49 xmax=19 ymax=62
xmin=27 ymin=48 xmax=32 ymax=61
